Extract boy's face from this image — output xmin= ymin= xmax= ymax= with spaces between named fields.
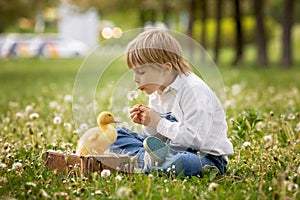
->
xmin=132 ymin=65 xmax=166 ymax=94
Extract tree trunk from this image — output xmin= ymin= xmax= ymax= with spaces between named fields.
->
xmin=187 ymin=0 xmax=196 ymax=38
xmin=282 ymin=0 xmax=294 ymax=68
xmin=254 ymin=0 xmax=268 ymax=67
xmin=200 ymin=0 xmax=207 ymax=49
xmin=214 ymin=0 xmax=222 ymax=63
xmin=232 ymin=0 xmax=243 ymax=66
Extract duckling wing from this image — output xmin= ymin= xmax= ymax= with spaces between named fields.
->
xmin=76 ymin=127 xmax=115 ymax=156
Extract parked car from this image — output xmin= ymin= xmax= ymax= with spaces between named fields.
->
xmin=38 ymin=36 xmax=89 ymax=58
xmin=0 ymin=34 xmax=89 ymax=58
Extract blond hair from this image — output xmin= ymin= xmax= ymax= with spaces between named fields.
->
xmin=126 ymin=29 xmax=192 ymax=75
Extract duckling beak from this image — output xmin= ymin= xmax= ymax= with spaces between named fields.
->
xmin=113 ymin=119 xmax=122 ymax=123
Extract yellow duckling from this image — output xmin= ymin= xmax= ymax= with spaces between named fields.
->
xmin=76 ymin=111 xmax=119 ymax=156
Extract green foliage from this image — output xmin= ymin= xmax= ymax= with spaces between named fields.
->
xmin=193 ymin=16 xmax=277 ymax=47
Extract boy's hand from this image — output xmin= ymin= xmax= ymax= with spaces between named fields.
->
xmin=138 ymin=105 xmax=161 ymax=128
xmin=129 ymin=104 xmax=143 ymax=124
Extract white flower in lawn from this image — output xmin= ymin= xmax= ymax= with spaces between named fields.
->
xmin=15 ymin=112 xmax=25 ymax=119
xmin=25 ymin=105 xmax=33 ymax=113
xmin=231 ymin=84 xmax=242 ymax=96
xmin=80 ymin=123 xmax=88 ymax=131
xmin=26 ymin=182 xmax=37 ymax=187
xmin=263 ymin=135 xmax=272 ymax=143
xmin=116 ymin=186 xmax=131 ymax=198
xmin=0 ymin=163 xmax=7 ymax=169
xmin=242 ymin=141 xmax=251 ymax=148
xmin=53 ymin=116 xmax=62 ymax=125
xmin=64 ymin=94 xmax=73 ymax=103
xmin=95 ymin=190 xmax=102 ymax=195
xmin=64 ymin=123 xmax=72 ymax=132
xmin=49 ymin=101 xmax=58 ymax=108
xmin=295 ymin=122 xmax=300 ymax=132
xmin=100 ymin=169 xmax=111 ymax=178
xmin=287 ymin=182 xmax=298 ymax=192
xmin=12 ymin=162 xmax=22 ymax=170
xmin=127 ymin=90 xmax=139 ymax=101
xmin=115 ymin=175 xmax=122 ymax=182
xmin=208 ymin=182 xmax=219 ymax=191
xmin=29 ymin=113 xmax=39 ymax=120
xmin=287 ymin=113 xmax=295 ymax=120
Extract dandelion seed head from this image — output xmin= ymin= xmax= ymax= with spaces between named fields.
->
xmin=12 ymin=162 xmax=22 ymax=170
xmin=100 ymin=169 xmax=111 ymax=178
xmin=0 ymin=163 xmax=7 ymax=169
xmin=263 ymin=135 xmax=272 ymax=143
xmin=116 ymin=186 xmax=131 ymax=198
xmin=287 ymin=113 xmax=295 ymax=120
xmin=64 ymin=94 xmax=73 ymax=103
xmin=15 ymin=112 xmax=25 ymax=119
xmin=242 ymin=141 xmax=251 ymax=148
xmin=127 ymin=90 xmax=139 ymax=101
xmin=25 ymin=105 xmax=33 ymax=113
xmin=29 ymin=113 xmax=39 ymax=120
xmin=80 ymin=123 xmax=88 ymax=131
xmin=115 ymin=175 xmax=122 ymax=182
xmin=53 ymin=116 xmax=62 ymax=125
xmin=49 ymin=101 xmax=58 ymax=108
xmin=208 ymin=182 xmax=219 ymax=191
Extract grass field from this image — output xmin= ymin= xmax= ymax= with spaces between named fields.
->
xmin=0 ymin=57 xmax=299 ymax=199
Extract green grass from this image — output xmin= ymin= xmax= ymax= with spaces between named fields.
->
xmin=0 ymin=58 xmax=299 ymax=199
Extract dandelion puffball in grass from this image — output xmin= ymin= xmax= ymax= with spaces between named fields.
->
xmin=100 ymin=169 xmax=111 ymax=178
xmin=12 ymin=162 xmax=22 ymax=170
xmin=29 ymin=113 xmax=39 ymax=120
xmin=127 ymin=90 xmax=139 ymax=101
xmin=53 ymin=116 xmax=62 ymax=125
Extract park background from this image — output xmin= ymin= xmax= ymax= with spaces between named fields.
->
xmin=0 ymin=0 xmax=299 ymax=199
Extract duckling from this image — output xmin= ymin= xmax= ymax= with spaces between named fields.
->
xmin=76 ymin=111 xmax=119 ymax=156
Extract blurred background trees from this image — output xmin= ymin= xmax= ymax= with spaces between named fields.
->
xmin=0 ymin=0 xmax=299 ymax=68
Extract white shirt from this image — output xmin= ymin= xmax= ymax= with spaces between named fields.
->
xmin=142 ymin=72 xmax=234 ymax=156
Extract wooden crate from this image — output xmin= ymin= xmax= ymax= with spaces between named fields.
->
xmin=44 ymin=150 xmax=133 ymax=175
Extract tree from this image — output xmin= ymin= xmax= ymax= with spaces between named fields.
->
xmin=254 ymin=0 xmax=268 ymax=67
xmin=200 ymin=0 xmax=208 ymax=50
xmin=232 ymin=0 xmax=244 ymax=66
xmin=214 ymin=0 xmax=223 ymax=63
xmin=282 ymin=0 xmax=294 ymax=68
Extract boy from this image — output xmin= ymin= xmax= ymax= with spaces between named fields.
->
xmin=110 ymin=29 xmax=233 ymax=177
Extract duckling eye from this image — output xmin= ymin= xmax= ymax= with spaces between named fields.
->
xmin=108 ymin=114 xmax=112 ymax=117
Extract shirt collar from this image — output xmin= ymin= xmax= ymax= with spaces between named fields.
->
xmin=157 ymin=73 xmax=190 ymax=94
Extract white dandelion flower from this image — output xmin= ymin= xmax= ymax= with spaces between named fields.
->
xmin=12 ymin=162 xmax=22 ymax=170
xmin=0 ymin=163 xmax=7 ymax=169
xmin=127 ymin=90 xmax=139 ymax=101
xmin=25 ymin=105 xmax=33 ymax=113
xmin=115 ymin=175 xmax=122 ymax=182
xmin=29 ymin=113 xmax=39 ymax=120
xmin=80 ymin=123 xmax=89 ymax=131
xmin=263 ymin=135 xmax=272 ymax=143
xmin=64 ymin=123 xmax=72 ymax=132
xmin=287 ymin=182 xmax=298 ymax=192
xmin=53 ymin=116 xmax=62 ymax=125
xmin=208 ymin=182 xmax=219 ymax=191
xmin=15 ymin=112 xmax=25 ymax=119
xmin=287 ymin=113 xmax=295 ymax=120
xmin=49 ymin=101 xmax=58 ymax=108
xmin=116 ymin=186 xmax=131 ymax=198
xmin=95 ymin=190 xmax=103 ymax=195
xmin=64 ymin=94 xmax=73 ymax=103
xmin=100 ymin=169 xmax=111 ymax=178
xmin=242 ymin=141 xmax=251 ymax=147
xmin=26 ymin=182 xmax=37 ymax=187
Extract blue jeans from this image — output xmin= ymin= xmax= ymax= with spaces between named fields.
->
xmin=110 ymin=127 xmax=227 ymax=177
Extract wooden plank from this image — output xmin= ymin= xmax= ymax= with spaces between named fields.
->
xmin=44 ymin=150 xmax=133 ymax=175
